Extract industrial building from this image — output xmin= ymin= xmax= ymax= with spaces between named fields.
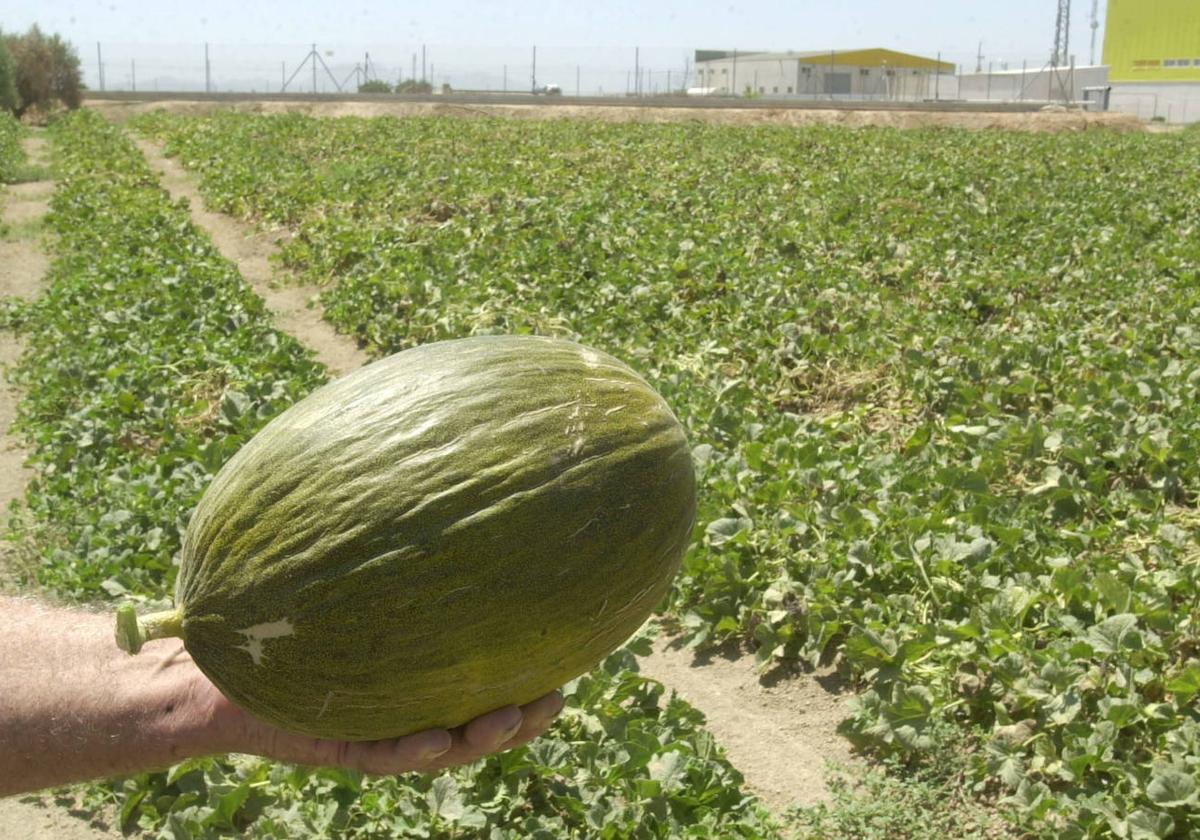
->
xmin=1104 ymin=0 xmax=1200 ymax=122
xmin=692 ymin=48 xmax=955 ymax=100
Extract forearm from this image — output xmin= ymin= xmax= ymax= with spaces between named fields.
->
xmin=0 ymin=597 xmax=224 ymax=796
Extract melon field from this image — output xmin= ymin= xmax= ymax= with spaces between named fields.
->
xmin=1 ymin=108 xmax=1199 ymax=838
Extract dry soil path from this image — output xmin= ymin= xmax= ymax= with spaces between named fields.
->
xmin=637 ymin=636 xmax=860 ymax=812
xmin=133 ymin=129 xmax=860 ymax=816
xmin=134 ymin=138 xmax=369 ymax=377
xmin=0 ymin=132 xmax=123 ymax=840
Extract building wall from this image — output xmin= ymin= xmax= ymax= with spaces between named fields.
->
xmin=956 ymin=66 xmax=1110 ymax=103
xmin=693 ymin=56 xmax=944 ymax=100
xmin=1104 ymin=0 xmax=1200 ymax=82
xmin=1110 ymin=82 xmax=1200 ymax=121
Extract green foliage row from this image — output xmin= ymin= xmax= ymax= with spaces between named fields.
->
xmin=134 ymin=110 xmax=1200 ymax=838
xmin=4 ymin=109 xmax=776 ymax=839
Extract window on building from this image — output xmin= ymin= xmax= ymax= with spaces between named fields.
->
xmin=859 ymin=68 xmax=870 ymax=76
xmin=885 ymin=69 xmax=896 ymax=77
xmin=786 ymin=85 xmax=793 ymax=93
xmin=759 ymin=86 xmax=765 ymax=93
xmin=801 ymin=66 xmax=812 ymax=74
xmin=722 ymin=68 xmax=728 ymax=75
xmin=772 ymin=86 xmax=779 ymax=93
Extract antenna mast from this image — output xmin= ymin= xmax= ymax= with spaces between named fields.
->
xmin=1089 ymin=0 xmax=1100 ymax=65
xmin=1052 ymin=0 xmax=1071 ymax=67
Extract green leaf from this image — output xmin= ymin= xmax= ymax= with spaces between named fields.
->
xmin=1146 ymin=767 xmax=1197 ymax=808
xmin=1086 ymin=614 xmax=1142 ymax=655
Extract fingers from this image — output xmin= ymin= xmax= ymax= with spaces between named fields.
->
xmin=423 ymin=690 xmax=565 ymax=772
xmin=338 ymin=728 xmax=454 ymax=775
xmin=239 ymin=690 xmax=566 ymax=776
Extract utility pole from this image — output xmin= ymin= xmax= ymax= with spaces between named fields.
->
xmin=935 ymin=51 xmax=942 ymax=99
xmin=131 ymin=59 xmax=136 ymax=92
xmin=281 ymin=61 xmax=285 ymax=92
xmin=634 ymin=47 xmax=639 ymax=96
xmin=531 ymin=46 xmax=537 ymax=91
xmin=976 ymin=41 xmax=984 ymax=73
xmin=667 ymin=69 xmax=671 ymax=95
xmin=205 ymin=43 xmax=211 ymax=93
xmin=733 ymin=49 xmax=738 ymax=95
xmin=97 ymin=42 xmax=104 ymax=91
xmin=412 ymin=54 xmax=417 ymax=85
xmin=422 ymin=45 xmax=427 ymax=83
xmin=312 ymin=43 xmax=317 ymax=92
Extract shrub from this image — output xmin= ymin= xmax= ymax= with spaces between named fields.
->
xmin=357 ymin=79 xmax=392 ymax=93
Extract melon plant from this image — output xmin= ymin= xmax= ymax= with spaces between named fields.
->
xmin=115 ymin=335 xmax=696 ymax=741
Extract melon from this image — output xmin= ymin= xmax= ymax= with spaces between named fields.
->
xmin=115 ymin=335 xmax=696 ymax=740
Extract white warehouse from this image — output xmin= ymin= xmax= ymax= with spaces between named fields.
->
xmin=692 ymin=48 xmax=956 ymax=100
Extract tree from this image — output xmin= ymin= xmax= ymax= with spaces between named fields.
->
xmin=0 ymin=32 xmax=18 ymax=113
xmin=4 ymin=25 xmax=84 ymax=118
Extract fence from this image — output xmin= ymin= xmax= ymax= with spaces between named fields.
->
xmin=83 ymin=42 xmax=1066 ymax=103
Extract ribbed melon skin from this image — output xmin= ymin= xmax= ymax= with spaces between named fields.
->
xmin=176 ymin=335 xmax=695 ymax=740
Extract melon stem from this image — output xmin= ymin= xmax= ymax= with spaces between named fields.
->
xmin=115 ymin=606 xmax=184 ymax=655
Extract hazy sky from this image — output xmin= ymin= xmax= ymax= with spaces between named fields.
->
xmin=1 ymin=1 xmax=1110 ymax=92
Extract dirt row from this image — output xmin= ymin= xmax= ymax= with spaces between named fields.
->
xmin=90 ymin=95 xmax=1146 ymax=133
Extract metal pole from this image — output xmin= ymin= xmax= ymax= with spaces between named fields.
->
xmin=312 ymin=44 xmax=317 ymax=93
xmin=733 ymin=49 xmax=738 ymax=95
xmin=935 ymin=51 xmax=941 ymax=100
xmin=635 ymin=47 xmax=639 ymax=96
xmin=205 ymin=43 xmax=211 ymax=93
xmin=987 ymin=61 xmax=992 ymax=100
xmin=531 ymin=46 xmax=536 ymax=91
xmin=96 ymin=42 xmax=104 ymax=91
xmin=412 ymin=54 xmax=417 ymax=85
xmin=131 ymin=59 xmax=136 ymax=92
xmin=1020 ymin=60 xmax=1026 ymax=100
xmin=667 ymin=69 xmax=671 ymax=95
xmin=281 ymin=61 xmax=285 ymax=92
xmin=422 ymin=45 xmax=426 ymax=84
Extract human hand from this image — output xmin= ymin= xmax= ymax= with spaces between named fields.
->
xmin=0 ymin=599 xmax=567 ymax=797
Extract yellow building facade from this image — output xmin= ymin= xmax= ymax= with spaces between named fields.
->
xmin=1104 ymin=0 xmax=1200 ymax=82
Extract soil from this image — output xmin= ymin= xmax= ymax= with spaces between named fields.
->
xmin=134 ymin=139 xmax=369 ymax=377
xmin=91 ymin=97 xmax=1146 ymax=133
xmin=0 ymin=132 xmax=123 ymax=839
xmin=638 ymin=636 xmax=860 ymax=813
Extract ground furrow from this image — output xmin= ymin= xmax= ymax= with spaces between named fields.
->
xmin=134 ymin=137 xmax=369 ymax=378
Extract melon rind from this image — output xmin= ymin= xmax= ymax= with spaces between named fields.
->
xmin=172 ymin=335 xmax=696 ymax=740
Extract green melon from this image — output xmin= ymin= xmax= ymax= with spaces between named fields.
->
xmin=116 ymin=335 xmax=696 ymax=740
